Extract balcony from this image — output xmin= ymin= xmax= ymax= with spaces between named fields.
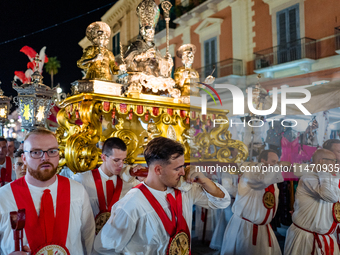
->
xmin=335 ymin=26 xmax=340 ymax=53
xmin=253 ymin=37 xmax=317 ymax=77
xmin=196 ymin=58 xmax=243 ymax=80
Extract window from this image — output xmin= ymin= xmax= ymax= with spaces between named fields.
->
xmin=276 ymin=4 xmax=300 ymax=63
xmin=204 ymin=37 xmax=217 ymax=77
xmin=112 ymin=32 xmax=120 ymax=56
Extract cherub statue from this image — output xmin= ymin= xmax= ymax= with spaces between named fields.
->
xmin=123 ymin=0 xmax=178 ymax=96
xmin=140 ymin=121 xmax=162 ymax=148
xmin=77 ymin=21 xmax=119 ymax=81
xmin=182 ymin=126 xmax=199 ymax=155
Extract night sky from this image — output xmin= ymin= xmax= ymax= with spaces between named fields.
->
xmin=0 ymin=0 xmax=118 ymax=103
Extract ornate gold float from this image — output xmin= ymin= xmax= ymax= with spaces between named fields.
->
xmin=56 ymin=92 xmax=248 ymax=173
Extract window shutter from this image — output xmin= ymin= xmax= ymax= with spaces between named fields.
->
xmin=204 ymin=41 xmax=210 ymax=67
xmin=211 ymin=39 xmax=216 ymax=64
xmin=289 ymin=9 xmax=297 ymax=42
xmin=278 ymin=13 xmax=287 ymax=46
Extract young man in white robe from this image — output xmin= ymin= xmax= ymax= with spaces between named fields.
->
xmin=0 ymin=137 xmax=14 ymax=186
xmin=0 ymin=128 xmax=95 ymax=255
xmin=13 ymin=149 xmax=26 ymax=180
xmin=72 ymin=137 xmax=142 ymax=234
xmin=221 ymin=149 xmax=284 ymax=255
xmin=94 ymin=137 xmax=231 ymax=254
xmin=284 ymin=149 xmax=340 ymax=255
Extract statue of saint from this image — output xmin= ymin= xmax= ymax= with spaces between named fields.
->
xmin=77 ymin=21 xmax=119 ymax=81
xmin=174 ymin=44 xmax=200 ymax=97
xmin=123 ymin=0 xmax=177 ymax=95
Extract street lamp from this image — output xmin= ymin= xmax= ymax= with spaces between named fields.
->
xmin=13 ymin=60 xmax=57 ymax=131
xmin=0 ymin=87 xmax=11 ymax=136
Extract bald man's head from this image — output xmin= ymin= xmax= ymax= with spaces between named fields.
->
xmin=312 ymin=149 xmax=337 ymax=165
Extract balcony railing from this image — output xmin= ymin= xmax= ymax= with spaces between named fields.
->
xmin=196 ymin=58 xmax=243 ymax=80
xmin=253 ymin=37 xmax=317 ymax=70
xmin=174 ymin=0 xmax=208 ymax=18
xmin=335 ymin=26 xmax=340 ymax=51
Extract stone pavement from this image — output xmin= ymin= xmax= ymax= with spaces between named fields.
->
xmin=191 ymin=238 xmax=220 ymax=255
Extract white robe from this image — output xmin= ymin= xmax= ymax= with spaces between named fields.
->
xmin=210 ymin=173 xmax=239 ymax=250
xmin=59 ymin=166 xmax=74 ymax=178
xmin=71 ymin=166 xmax=140 ymax=217
xmin=194 ymin=205 xmax=218 ymax=241
xmin=221 ymin=171 xmax=284 ymax=255
xmin=0 ymin=175 xmax=95 ymax=255
xmin=284 ymin=172 xmax=340 ymax=255
xmin=94 ymin=182 xmax=231 ymax=254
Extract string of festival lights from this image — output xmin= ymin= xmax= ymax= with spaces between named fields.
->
xmin=0 ymin=1 xmax=116 ymax=46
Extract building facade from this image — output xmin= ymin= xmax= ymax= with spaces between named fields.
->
xmin=79 ymin=0 xmax=340 ymax=97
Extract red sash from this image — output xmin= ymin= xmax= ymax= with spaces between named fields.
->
xmin=10 ymin=176 xmax=70 ymax=254
xmin=135 ymin=183 xmax=191 ymax=254
xmin=294 ymin=223 xmax=337 ymax=255
xmin=0 ymin=157 xmax=12 ymax=186
xmin=92 ymin=168 xmax=123 ymax=213
xmin=242 ymin=184 xmax=276 ymax=247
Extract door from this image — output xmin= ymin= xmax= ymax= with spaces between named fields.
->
xmin=277 ymin=4 xmax=300 ymax=64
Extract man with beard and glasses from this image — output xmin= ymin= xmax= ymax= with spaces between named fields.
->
xmin=94 ymin=137 xmax=230 ymax=254
xmin=72 ymin=137 xmax=143 ymax=234
xmin=0 ymin=137 xmax=14 ymax=187
xmin=0 ymin=128 xmax=95 ymax=255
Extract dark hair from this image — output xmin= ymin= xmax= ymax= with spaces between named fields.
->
xmin=258 ymin=149 xmax=278 ymax=162
xmin=323 ymin=139 xmax=340 ymax=150
xmin=144 ymin=137 xmax=184 ymax=166
xmin=7 ymin=138 xmax=15 ymax=142
xmin=102 ymin=137 xmax=127 ymax=156
xmin=0 ymin=137 xmax=7 ymax=143
xmin=14 ymin=149 xmax=24 ymax=158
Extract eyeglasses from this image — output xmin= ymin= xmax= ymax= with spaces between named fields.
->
xmin=24 ymin=149 xmax=60 ymax=159
xmin=105 ymin=155 xmax=126 ymax=164
xmin=322 ymin=158 xmax=337 ymax=163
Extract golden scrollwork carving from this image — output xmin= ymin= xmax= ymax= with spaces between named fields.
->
xmin=65 ymin=133 xmax=98 ymax=172
xmin=188 ymin=113 xmax=248 ymax=163
xmin=112 ymin=129 xmax=139 ymax=163
xmin=57 ymin=98 xmax=102 ymax=172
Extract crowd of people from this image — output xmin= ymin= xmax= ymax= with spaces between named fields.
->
xmin=0 ymin=129 xmax=339 ymax=255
